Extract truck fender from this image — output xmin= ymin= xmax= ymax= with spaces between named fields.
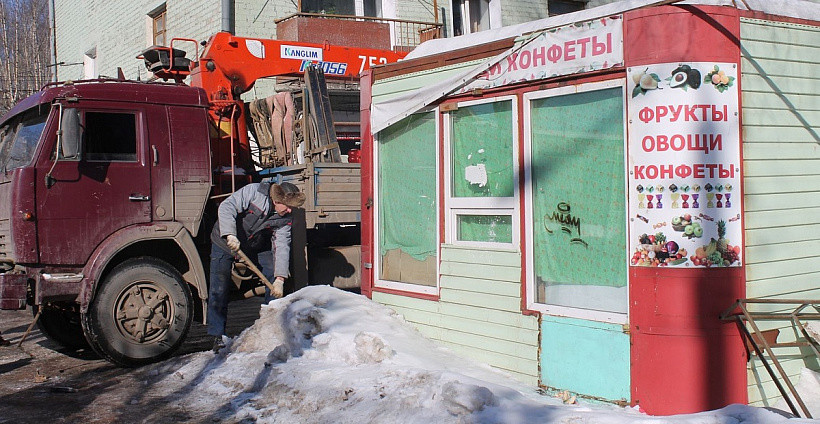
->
xmin=77 ymin=222 xmax=207 ymax=318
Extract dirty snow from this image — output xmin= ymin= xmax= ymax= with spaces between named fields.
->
xmin=141 ymin=286 xmax=819 ymax=423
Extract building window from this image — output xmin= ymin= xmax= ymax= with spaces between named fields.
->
xmin=150 ymin=5 xmax=167 ymax=46
xmin=548 ymin=0 xmax=586 ymax=16
xmin=377 ymin=112 xmax=439 ymax=293
xmin=363 ymin=0 xmax=381 ymax=17
xmin=524 ymin=80 xmax=627 ymax=323
xmin=301 ymin=0 xmax=355 ymax=15
xmin=452 ymin=0 xmax=490 ymax=36
xmin=445 ymin=97 xmax=518 ymax=248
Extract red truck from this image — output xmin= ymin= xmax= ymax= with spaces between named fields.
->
xmin=0 ymin=32 xmax=405 ymax=365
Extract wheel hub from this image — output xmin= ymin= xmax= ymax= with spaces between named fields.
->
xmin=114 ymin=282 xmax=173 ymax=343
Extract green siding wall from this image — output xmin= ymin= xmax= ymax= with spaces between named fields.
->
xmin=373 ymin=245 xmax=539 ymax=385
xmin=740 ymin=17 xmax=820 ymax=409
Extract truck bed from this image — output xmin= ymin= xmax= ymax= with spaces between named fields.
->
xmin=260 ymin=162 xmax=361 ymax=228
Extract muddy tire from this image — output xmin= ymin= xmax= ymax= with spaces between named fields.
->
xmin=82 ymin=257 xmax=192 ymax=367
xmin=35 ymin=303 xmax=90 ymax=350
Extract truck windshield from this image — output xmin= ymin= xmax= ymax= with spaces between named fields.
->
xmin=0 ymin=105 xmax=51 ymax=172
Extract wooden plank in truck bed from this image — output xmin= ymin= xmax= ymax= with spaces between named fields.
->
xmin=261 ymin=162 xmax=361 ymax=228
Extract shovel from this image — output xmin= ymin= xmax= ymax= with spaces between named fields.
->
xmin=233 ymin=248 xmax=283 ymax=299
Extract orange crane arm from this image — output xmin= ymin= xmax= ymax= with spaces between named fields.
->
xmin=189 ymin=31 xmax=407 ymax=102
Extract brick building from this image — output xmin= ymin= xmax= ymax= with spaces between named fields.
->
xmin=52 ymin=0 xmax=617 ymax=82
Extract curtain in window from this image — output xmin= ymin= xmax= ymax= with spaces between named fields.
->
xmin=378 ymin=112 xmax=437 ymax=285
xmin=530 ymin=87 xmax=626 ymax=313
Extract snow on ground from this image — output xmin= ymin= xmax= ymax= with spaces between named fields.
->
xmin=143 ymin=286 xmax=818 ymax=423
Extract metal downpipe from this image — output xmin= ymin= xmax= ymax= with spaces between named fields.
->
xmin=222 ymin=0 xmax=235 ymax=34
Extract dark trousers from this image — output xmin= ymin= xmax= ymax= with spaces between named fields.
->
xmin=207 ymin=242 xmax=275 ymax=337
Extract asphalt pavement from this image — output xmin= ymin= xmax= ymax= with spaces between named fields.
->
xmin=0 ymin=297 xmax=265 ymax=423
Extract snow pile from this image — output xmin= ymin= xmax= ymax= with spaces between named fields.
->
xmin=146 ymin=286 xmax=813 ymax=423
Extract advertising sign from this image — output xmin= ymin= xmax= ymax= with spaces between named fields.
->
xmin=281 ymin=45 xmax=323 ymax=61
xmin=461 ymin=16 xmax=623 ymax=93
xmin=628 ymin=62 xmax=742 ymax=268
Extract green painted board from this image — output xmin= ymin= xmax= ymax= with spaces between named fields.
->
xmin=444 ymin=328 xmax=538 ymax=360
xmin=741 ymin=57 xmax=820 ymax=81
xmin=742 ymin=127 xmax=820 ymax=144
xmin=741 ymin=91 xmax=820 ymax=111
xmin=740 ymin=74 xmax=819 ymax=95
xmin=745 ymin=224 xmax=820 ymax=246
xmin=745 ymin=239 xmax=820 ymax=263
xmin=741 ymin=19 xmax=820 ymax=46
xmin=745 ymin=208 xmax=819 ymax=227
xmin=439 ymin=261 xmax=521 ymax=282
xmin=438 ymin=340 xmax=540 ymax=380
xmin=439 ymin=287 xmax=523 ymax=312
xmin=744 ymin=161 xmax=820 ymax=178
xmin=396 ymin=307 xmax=538 ymax=345
xmin=741 ymin=39 xmax=820 ymax=62
xmin=745 ymin=257 xmax=820 ymax=281
xmin=441 ymin=245 xmax=522 ymax=267
xmin=373 ymin=292 xmax=441 ymax=314
xmin=748 ymin=357 xmax=820 ymax=385
xmin=747 ymin=275 xmax=820 ymax=297
xmin=742 ymin=109 xmax=820 ymax=128
xmin=439 ymin=302 xmax=539 ymax=330
xmin=441 ymin=275 xmax=522 ymax=298
xmin=374 ymin=291 xmax=540 ymax=330
xmin=748 ymin=368 xmax=820 ymax=405
xmin=743 ymin=175 xmax=820 ymax=195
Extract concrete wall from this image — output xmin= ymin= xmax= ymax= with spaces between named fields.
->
xmin=501 ymin=0 xmax=549 ymax=27
xmin=739 ymin=16 xmax=820 ymax=409
xmin=54 ymin=0 xmax=219 ymax=81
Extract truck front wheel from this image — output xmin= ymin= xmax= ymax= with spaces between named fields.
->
xmin=82 ymin=258 xmax=193 ymax=366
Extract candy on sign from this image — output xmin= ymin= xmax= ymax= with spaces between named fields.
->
xmin=627 ymin=62 xmax=742 ymax=269
xmin=460 ymin=16 xmax=623 ymax=92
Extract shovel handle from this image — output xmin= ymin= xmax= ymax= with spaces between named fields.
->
xmin=234 ymin=248 xmax=276 ymax=293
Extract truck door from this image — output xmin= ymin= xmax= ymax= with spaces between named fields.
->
xmin=35 ymin=105 xmax=152 ymax=265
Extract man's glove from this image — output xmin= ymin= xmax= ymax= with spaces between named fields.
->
xmin=225 ymin=234 xmax=240 ymax=252
xmin=272 ymin=277 xmax=285 ymax=299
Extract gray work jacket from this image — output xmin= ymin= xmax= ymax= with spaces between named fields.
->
xmin=210 ymin=182 xmax=292 ymax=278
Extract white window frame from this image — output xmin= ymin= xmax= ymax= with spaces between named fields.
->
xmin=373 ymin=109 xmax=440 ymax=296
xmin=523 ymin=79 xmax=629 ymax=324
xmin=444 ymin=95 xmax=519 ymax=249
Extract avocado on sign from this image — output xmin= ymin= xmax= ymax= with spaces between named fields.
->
xmin=281 ymin=45 xmax=323 ymax=61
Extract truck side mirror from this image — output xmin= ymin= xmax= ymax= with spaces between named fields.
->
xmin=60 ymin=108 xmax=80 ymax=159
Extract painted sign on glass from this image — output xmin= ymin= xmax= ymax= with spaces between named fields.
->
xmin=461 ymin=16 xmax=623 ymax=93
xmin=628 ymin=62 xmax=742 ymax=268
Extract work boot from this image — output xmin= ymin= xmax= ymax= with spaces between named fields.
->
xmin=212 ymin=336 xmax=226 ymax=353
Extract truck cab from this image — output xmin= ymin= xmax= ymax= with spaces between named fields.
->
xmin=0 ymin=80 xmax=212 ymax=365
